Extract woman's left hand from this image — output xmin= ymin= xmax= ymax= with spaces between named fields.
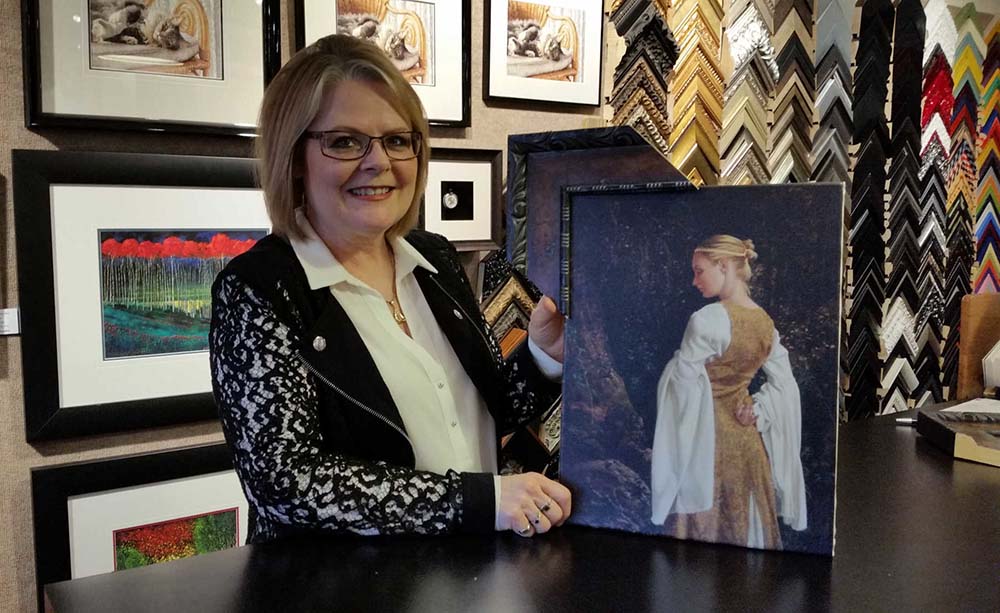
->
xmin=528 ymin=296 xmax=564 ymax=363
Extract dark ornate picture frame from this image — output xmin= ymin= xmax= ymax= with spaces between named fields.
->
xmin=295 ymin=0 xmax=471 ymax=127
xmin=506 ymin=126 xmax=688 ymax=298
xmin=31 ymin=444 xmax=237 ymax=613
xmin=21 ymin=0 xmax=281 ymax=136
xmin=13 ymin=150 xmax=264 ymax=441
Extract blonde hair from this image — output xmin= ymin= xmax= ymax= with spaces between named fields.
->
xmin=255 ymin=34 xmax=430 ymax=240
xmin=693 ymin=234 xmax=758 ymax=282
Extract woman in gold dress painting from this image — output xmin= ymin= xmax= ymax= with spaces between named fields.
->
xmin=650 ymin=235 xmax=807 ymax=549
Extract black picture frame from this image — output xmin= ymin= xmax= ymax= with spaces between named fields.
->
xmin=31 ymin=444 xmax=236 ymax=613
xmin=484 ymin=0 xmax=604 ymax=106
xmin=506 ymin=126 xmax=688 ymax=298
xmin=294 ymin=0 xmax=471 ymax=127
xmin=13 ymin=150 xmax=263 ymax=441
xmin=423 ymin=147 xmax=503 ymax=251
xmin=21 ymin=0 xmax=281 ymax=136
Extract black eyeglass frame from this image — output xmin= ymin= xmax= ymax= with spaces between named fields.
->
xmin=304 ymin=130 xmax=423 ymax=161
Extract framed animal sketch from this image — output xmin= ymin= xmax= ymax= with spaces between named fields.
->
xmin=422 ymin=148 xmax=502 ymax=251
xmin=485 ymin=0 xmax=604 ymax=105
xmin=12 ymin=150 xmax=269 ymax=441
xmin=297 ymin=0 xmax=471 ymax=127
xmin=31 ymin=444 xmax=246 ymax=613
xmin=21 ymin=0 xmax=281 ymax=135
xmin=558 ymin=182 xmax=843 ymax=556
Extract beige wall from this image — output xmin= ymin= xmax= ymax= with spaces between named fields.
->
xmin=0 ymin=1 xmax=605 ymax=610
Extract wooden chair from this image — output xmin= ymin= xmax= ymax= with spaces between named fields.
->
xmin=340 ymin=0 xmax=429 ymax=83
xmin=508 ymin=0 xmax=579 ymax=81
xmin=956 ymin=293 xmax=1000 ymax=400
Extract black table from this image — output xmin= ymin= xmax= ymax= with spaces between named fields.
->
xmin=44 ymin=414 xmax=1000 ymax=612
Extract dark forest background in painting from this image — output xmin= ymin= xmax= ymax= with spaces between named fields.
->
xmin=559 ymin=183 xmax=842 ymax=555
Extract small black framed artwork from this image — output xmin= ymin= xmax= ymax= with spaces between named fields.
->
xmin=21 ymin=0 xmax=281 ymax=135
xmin=484 ymin=0 xmax=604 ymax=106
xmin=423 ymin=148 xmax=503 ymax=251
xmin=296 ymin=0 xmax=471 ymax=127
xmin=12 ymin=150 xmax=269 ymax=441
xmin=31 ymin=444 xmax=246 ymax=613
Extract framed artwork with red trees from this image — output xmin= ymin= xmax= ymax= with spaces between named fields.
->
xmin=12 ymin=150 xmax=269 ymax=441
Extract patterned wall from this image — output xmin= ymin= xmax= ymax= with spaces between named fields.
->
xmin=608 ymin=0 xmax=1000 ymax=420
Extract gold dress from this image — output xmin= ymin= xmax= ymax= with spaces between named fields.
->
xmin=663 ymin=303 xmax=782 ymax=548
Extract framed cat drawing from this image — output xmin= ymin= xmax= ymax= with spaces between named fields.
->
xmin=12 ymin=150 xmax=270 ymax=441
xmin=21 ymin=0 xmax=280 ymax=135
xmin=485 ymin=0 xmax=604 ymax=106
xmin=296 ymin=0 xmax=471 ymax=127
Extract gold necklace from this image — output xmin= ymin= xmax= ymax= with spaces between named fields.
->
xmin=385 ymin=245 xmax=406 ymax=324
xmin=386 ymin=295 xmax=406 ymax=323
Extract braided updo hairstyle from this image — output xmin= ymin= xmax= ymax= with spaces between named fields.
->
xmin=693 ymin=235 xmax=758 ymax=282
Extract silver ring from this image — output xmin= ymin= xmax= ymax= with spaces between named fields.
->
xmin=540 ymin=500 xmax=552 ymax=513
xmin=517 ymin=525 xmax=533 ymax=536
xmin=532 ymin=511 xmax=542 ymax=525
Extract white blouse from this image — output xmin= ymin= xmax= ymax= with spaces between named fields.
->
xmin=288 ymin=212 xmax=562 ymax=529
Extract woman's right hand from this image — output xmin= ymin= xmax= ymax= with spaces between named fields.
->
xmin=734 ymin=398 xmax=757 ymax=427
xmin=497 ymin=472 xmax=572 ymax=537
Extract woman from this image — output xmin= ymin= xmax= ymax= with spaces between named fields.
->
xmin=649 ymin=235 xmax=806 ymax=549
xmin=209 ymin=34 xmax=570 ymax=543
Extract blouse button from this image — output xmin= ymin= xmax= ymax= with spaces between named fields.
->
xmin=453 ymin=309 xmax=463 ymax=320
xmin=312 ymin=336 xmax=327 ymax=351
xmin=437 ymin=382 xmax=445 ymax=389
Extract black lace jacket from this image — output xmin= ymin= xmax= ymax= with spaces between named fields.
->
xmin=209 ymin=231 xmax=558 ymax=543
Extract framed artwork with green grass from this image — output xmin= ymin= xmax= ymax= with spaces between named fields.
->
xmin=31 ymin=445 xmax=246 ymax=613
xmin=12 ymin=150 xmax=269 ymax=441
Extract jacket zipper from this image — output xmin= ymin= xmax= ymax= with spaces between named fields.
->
xmin=428 ymin=275 xmax=498 ymax=359
xmin=296 ymin=351 xmax=413 ymax=448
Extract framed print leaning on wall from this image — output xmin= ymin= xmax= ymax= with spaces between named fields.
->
xmin=423 ymin=148 xmax=502 ymax=251
xmin=296 ymin=0 xmax=471 ymax=127
xmin=485 ymin=0 xmax=603 ymax=105
xmin=12 ymin=150 xmax=269 ymax=441
xmin=31 ymin=444 xmax=246 ymax=613
xmin=21 ymin=0 xmax=280 ymax=135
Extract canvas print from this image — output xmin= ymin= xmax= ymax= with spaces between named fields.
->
xmin=559 ymin=183 xmax=841 ymax=555
xmin=88 ymin=0 xmax=224 ymax=79
xmin=506 ymin=1 xmax=582 ymax=81
xmin=337 ymin=0 xmax=436 ymax=85
xmin=99 ymin=229 xmax=264 ymax=359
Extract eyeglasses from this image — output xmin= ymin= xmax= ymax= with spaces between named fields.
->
xmin=304 ymin=130 xmax=422 ymax=161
